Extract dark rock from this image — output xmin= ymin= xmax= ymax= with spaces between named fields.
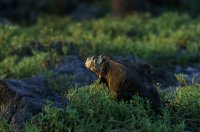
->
xmin=110 ymin=56 xmax=200 ymax=87
xmin=0 ymin=75 xmax=67 ymax=131
xmin=111 ymin=55 xmax=176 ymax=88
xmin=53 ymin=55 xmax=97 ymax=87
xmin=175 ymin=63 xmax=200 ymax=85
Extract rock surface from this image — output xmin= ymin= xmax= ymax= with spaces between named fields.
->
xmin=52 ymin=55 xmax=97 ymax=87
xmin=175 ymin=63 xmax=200 ymax=85
xmin=111 ymin=55 xmax=177 ymax=88
xmin=0 ymin=75 xmax=67 ymax=131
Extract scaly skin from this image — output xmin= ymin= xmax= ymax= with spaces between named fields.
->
xmin=85 ymin=55 xmax=162 ymax=112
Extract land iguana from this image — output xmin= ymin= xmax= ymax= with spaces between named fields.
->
xmin=85 ymin=55 xmax=162 ymax=112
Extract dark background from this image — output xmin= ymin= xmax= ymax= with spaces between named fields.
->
xmin=0 ymin=0 xmax=200 ymax=24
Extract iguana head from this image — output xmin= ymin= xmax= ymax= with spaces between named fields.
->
xmin=85 ymin=55 xmax=110 ymax=78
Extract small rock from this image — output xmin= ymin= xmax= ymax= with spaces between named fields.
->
xmin=175 ymin=64 xmax=200 ymax=85
xmin=53 ymin=55 xmax=97 ymax=87
xmin=185 ymin=67 xmax=198 ymax=74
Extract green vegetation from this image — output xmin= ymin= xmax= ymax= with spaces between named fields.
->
xmin=1 ymin=81 xmax=200 ymax=131
xmin=23 ymin=81 xmax=200 ymax=131
xmin=0 ymin=120 xmax=10 ymax=132
xmin=0 ymin=12 xmax=200 ymax=131
xmin=1 ymin=12 xmax=200 ymax=78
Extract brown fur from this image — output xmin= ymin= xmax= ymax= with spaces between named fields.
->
xmin=85 ymin=55 xmax=162 ymax=112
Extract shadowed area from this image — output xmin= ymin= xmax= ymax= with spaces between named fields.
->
xmin=0 ymin=76 xmax=68 ymax=131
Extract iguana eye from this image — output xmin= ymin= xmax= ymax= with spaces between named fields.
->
xmin=92 ymin=56 xmax=97 ymax=60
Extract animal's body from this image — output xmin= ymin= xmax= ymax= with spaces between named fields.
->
xmin=85 ymin=55 xmax=162 ymax=112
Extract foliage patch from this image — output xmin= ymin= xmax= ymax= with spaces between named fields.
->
xmin=24 ymin=82 xmax=200 ymax=131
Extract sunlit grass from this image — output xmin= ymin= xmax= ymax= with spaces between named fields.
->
xmin=24 ymin=81 xmax=200 ymax=131
xmin=1 ymin=12 xmax=200 ymax=78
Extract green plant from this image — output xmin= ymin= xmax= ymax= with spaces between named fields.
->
xmin=1 ymin=12 xmax=200 ymax=79
xmin=25 ymin=83 xmax=187 ymax=131
xmin=162 ymin=84 xmax=200 ymax=131
xmin=175 ymin=73 xmax=188 ymax=86
xmin=0 ymin=119 xmax=10 ymax=132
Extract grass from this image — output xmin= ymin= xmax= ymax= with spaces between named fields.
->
xmin=0 ymin=119 xmax=10 ymax=132
xmin=0 ymin=12 xmax=200 ymax=131
xmin=1 ymin=81 xmax=200 ymax=131
xmin=22 ymin=81 xmax=200 ymax=132
xmin=1 ymin=12 xmax=200 ymax=78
